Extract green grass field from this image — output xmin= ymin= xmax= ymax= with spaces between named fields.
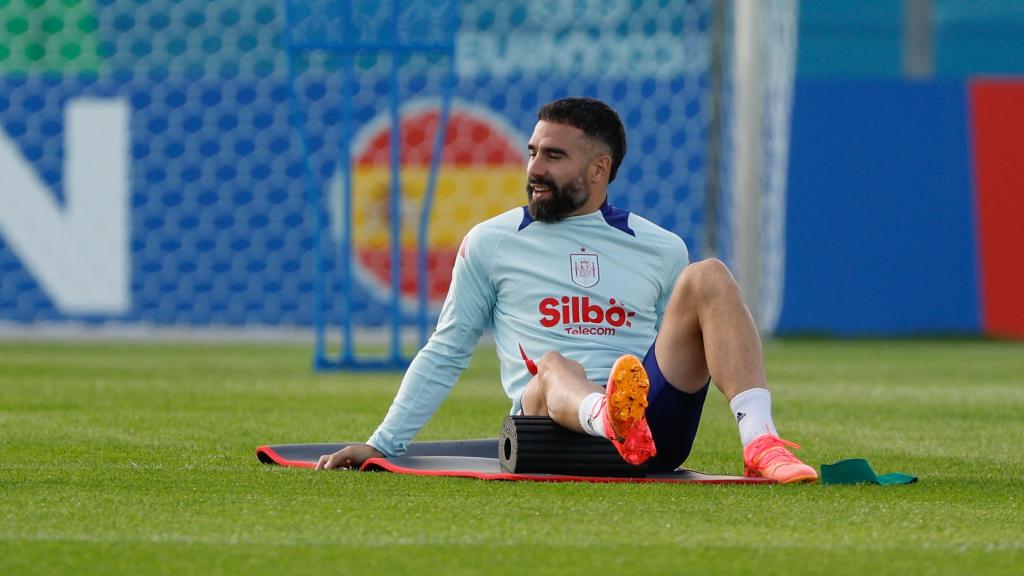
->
xmin=1 ymin=339 xmax=1022 ymax=575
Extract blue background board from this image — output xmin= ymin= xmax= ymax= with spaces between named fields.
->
xmin=797 ymin=0 xmax=903 ymax=78
xmin=0 ymin=74 xmax=706 ymax=325
xmin=796 ymin=0 xmax=1024 ymax=78
xmin=777 ymin=79 xmax=980 ymax=335
xmin=0 ymin=74 xmax=314 ymax=325
xmin=0 ymin=0 xmax=713 ymax=327
xmin=7 ymin=0 xmax=1019 ymax=335
xmin=934 ymin=0 xmax=1024 ymax=76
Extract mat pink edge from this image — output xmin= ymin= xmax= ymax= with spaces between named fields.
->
xmin=360 ymin=457 xmax=774 ymax=484
xmin=256 ymin=445 xmax=317 ymax=469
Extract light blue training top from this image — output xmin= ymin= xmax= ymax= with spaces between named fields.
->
xmin=366 ymin=200 xmax=689 ymax=456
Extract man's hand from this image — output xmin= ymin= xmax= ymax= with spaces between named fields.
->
xmin=316 ymin=444 xmax=384 ymax=470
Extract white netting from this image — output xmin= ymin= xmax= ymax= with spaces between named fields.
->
xmin=0 ymin=1 xmax=796 ymax=347
xmin=286 ymin=0 xmax=715 ymax=346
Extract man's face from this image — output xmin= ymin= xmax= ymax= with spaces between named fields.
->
xmin=525 ymin=121 xmax=593 ymax=223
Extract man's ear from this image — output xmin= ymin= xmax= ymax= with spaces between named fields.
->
xmin=590 ymin=154 xmax=612 ymax=183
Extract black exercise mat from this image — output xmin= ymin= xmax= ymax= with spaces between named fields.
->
xmin=256 ymin=439 xmax=497 ymax=467
xmin=256 ymin=441 xmax=773 ymax=484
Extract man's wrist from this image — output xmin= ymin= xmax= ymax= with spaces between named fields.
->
xmin=365 ymin=439 xmax=389 ymax=458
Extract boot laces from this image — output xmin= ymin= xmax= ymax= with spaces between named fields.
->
xmin=753 ymin=435 xmax=802 ymax=466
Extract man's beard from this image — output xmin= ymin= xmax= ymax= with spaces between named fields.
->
xmin=526 ymin=175 xmax=590 ymax=223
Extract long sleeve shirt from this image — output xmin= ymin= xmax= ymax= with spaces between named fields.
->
xmin=366 ymin=200 xmax=689 ymax=456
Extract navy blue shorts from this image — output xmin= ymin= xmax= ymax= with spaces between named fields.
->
xmin=642 ymin=342 xmax=709 ymax=472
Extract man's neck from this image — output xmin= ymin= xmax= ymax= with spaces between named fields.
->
xmin=567 ymin=190 xmax=608 ymax=217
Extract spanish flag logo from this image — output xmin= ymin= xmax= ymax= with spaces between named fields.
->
xmin=348 ymin=101 xmax=525 ymax=307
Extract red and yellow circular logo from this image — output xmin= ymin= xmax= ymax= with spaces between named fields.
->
xmin=350 ymin=101 xmax=525 ymax=307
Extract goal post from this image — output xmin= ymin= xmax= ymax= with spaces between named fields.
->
xmin=728 ymin=0 xmax=800 ymax=335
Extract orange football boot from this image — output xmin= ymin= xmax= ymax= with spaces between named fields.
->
xmin=601 ymin=355 xmax=657 ymax=465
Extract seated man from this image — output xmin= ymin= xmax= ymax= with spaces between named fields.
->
xmin=318 ymin=97 xmax=817 ymax=483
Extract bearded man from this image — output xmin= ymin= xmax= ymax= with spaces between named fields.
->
xmin=318 ymin=97 xmax=817 ymax=483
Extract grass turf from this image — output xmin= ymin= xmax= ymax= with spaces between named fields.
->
xmin=1 ymin=339 xmax=1022 ymax=575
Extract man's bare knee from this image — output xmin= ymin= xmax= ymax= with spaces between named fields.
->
xmin=531 ymin=350 xmax=596 ymax=432
xmin=537 ymin=351 xmax=589 ymax=385
xmin=537 ymin=350 xmax=568 ymax=378
xmin=527 ymin=351 xmax=566 ymax=405
xmin=673 ymin=258 xmax=742 ymax=306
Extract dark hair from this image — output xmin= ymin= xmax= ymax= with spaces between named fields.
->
xmin=537 ymin=97 xmax=627 ymax=183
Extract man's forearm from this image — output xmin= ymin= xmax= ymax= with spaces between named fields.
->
xmin=365 ymin=340 xmax=470 ymax=456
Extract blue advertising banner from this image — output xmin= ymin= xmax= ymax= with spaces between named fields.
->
xmin=0 ymin=0 xmax=711 ymax=328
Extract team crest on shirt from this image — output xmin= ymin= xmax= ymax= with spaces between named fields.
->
xmin=570 ymin=252 xmax=600 ymax=288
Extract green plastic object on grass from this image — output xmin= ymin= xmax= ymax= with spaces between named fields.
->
xmin=820 ymin=459 xmax=917 ymax=485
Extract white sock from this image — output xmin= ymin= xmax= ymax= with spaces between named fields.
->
xmin=578 ymin=392 xmax=607 ymax=437
xmin=729 ymin=387 xmax=778 ymax=447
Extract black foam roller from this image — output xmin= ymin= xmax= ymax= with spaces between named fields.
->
xmin=498 ymin=415 xmax=648 ymax=477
